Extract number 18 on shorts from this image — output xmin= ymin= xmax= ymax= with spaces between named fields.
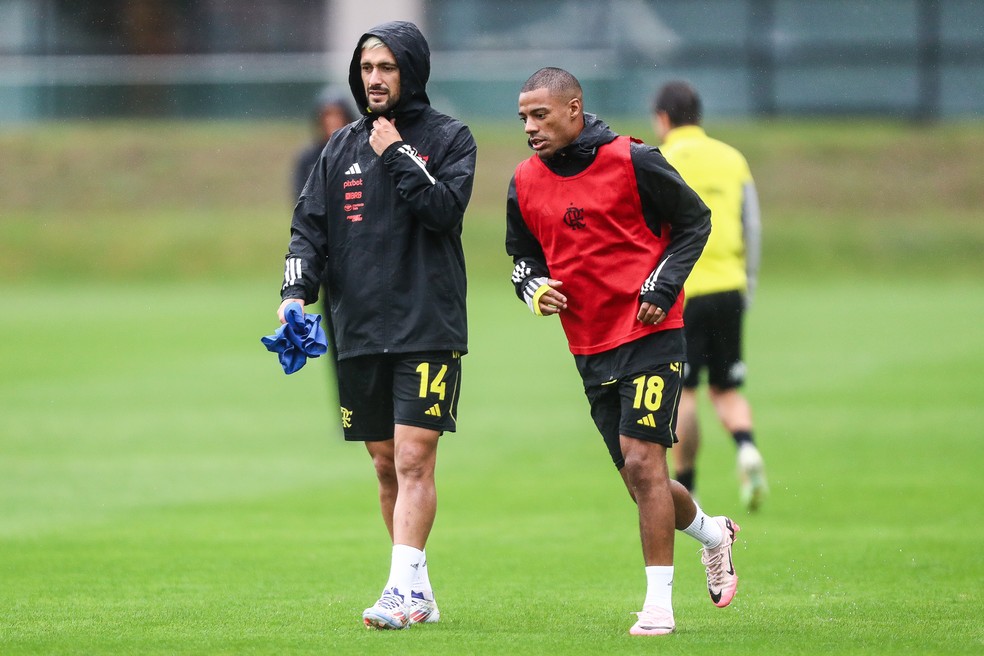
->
xmin=587 ymin=361 xmax=683 ymax=465
xmin=620 ymin=361 xmax=683 ymax=445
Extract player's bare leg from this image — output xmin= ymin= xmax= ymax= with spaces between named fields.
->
xmin=673 ymin=388 xmax=700 ymax=492
xmin=363 ymin=426 xmax=440 ymax=629
xmin=392 ymin=424 xmax=440 ymax=624
xmin=619 ymin=461 xmax=741 ymax=616
xmin=619 ymin=436 xmax=674 ymax=564
xmin=391 ymin=424 xmax=439 ymax=548
xmin=707 ymin=386 xmax=752 ymax=435
xmin=362 ymin=438 xmax=406 ymax=629
xmin=708 ymin=386 xmax=767 ymax=510
xmin=365 ymin=439 xmax=397 ymax=540
xmin=620 ymin=466 xmax=729 ymax=535
xmin=619 ymin=469 xmax=695 ymax=525
xmin=619 ymin=435 xmax=676 ymax=635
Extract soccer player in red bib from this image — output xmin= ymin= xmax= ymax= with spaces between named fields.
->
xmin=506 ymin=67 xmax=742 ymax=636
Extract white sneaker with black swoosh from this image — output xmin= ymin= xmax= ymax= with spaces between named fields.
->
xmin=701 ymin=516 xmax=740 ymax=607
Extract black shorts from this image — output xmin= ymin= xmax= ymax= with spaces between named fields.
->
xmin=335 ymin=351 xmax=462 ymax=441
xmin=583 ymin=360 xmax=684 ymax=470
xmin=682 ymin=290 xmax=746 ymax=390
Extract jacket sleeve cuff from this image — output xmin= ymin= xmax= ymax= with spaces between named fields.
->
xmin=381 ymin=140 xmax=405 ymax=161
xmin=641 ymin=290 xmax=676 ymax=313
xmin=281 ymin=285 xmax=313 ymax=304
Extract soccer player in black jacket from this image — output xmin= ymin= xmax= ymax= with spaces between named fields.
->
xmin=276 ymin=21 xmax=477 ymax=630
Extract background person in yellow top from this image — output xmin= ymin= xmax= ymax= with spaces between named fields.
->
xmin=652 ymin=80 xmax=767 ymax=511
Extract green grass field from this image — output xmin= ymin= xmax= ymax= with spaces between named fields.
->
xmin=1 ymin=120 xmax=982 ymax=654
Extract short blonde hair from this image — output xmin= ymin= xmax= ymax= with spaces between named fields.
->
xmin=362 ymin=36 xmax=386 ymax=50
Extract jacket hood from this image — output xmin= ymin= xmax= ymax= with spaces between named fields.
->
xmin=538 ymin=113 xmax=618 ymax=175
xmin=348 ymin=21 xmax=431 ymax=121
xmin=557 ymin=113 xmax=618 ymax=158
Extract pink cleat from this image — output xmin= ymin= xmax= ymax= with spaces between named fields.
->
xmin=629 ymin=605 xmax=675 ymax=636
xmin=702 ymin=516 xmax=741 ymax=607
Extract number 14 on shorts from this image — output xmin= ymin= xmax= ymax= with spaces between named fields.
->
xmin=416 ymin=362 xmax=448 ymax=400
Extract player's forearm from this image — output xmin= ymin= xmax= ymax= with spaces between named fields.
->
xmin=505 ymin=175 xmax=553 ymax=304
xmin=383 ymin=133 xmax=477 ymax=233
xmin=640 ymin=216 xmax=710 ymax=310
xmin=280 ymin=251 xmax=321 ymax=304
xmin=281 ymin=206 xmax=327 ymax=303
xmin=506 ymin=232 xmax=550 ymax=301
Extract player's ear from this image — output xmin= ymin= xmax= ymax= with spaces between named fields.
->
xmin=568 ymin=96 xmax=582 ymax=119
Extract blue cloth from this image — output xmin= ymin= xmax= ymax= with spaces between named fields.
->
xmin=261 ymin=302 xmax=328 ymax=374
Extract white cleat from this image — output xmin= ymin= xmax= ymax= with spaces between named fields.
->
xmin=362 ymin=588 xmax=409 ymax=630
xmin=737 ymin=443 xmax=768 ymax=512
xmin=408 ymin=591 xmax=440 ymax=624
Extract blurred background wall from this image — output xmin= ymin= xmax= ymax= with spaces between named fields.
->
xmin=0 ymin=0 xmax=982 ymax=122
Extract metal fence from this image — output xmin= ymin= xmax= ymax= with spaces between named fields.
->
xmin=1 ymin=0 xmax=981 ymax=122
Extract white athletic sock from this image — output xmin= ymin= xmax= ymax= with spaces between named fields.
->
xmin=385 ymin=544 xmax=424 ymax=599
xmin=643 ymin=565 xmax=674 ymax=611
xmin=413 ymin=549 xmax=434 ymax=598
xmin=682 ymin=503 xmax=724 ymax=548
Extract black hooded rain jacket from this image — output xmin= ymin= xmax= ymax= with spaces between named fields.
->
xmin=281 ymin=21 xmax=477 ymax=360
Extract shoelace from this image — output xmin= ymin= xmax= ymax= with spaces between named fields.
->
xmin=376 ymin=591 xmax=405 ymax=611
xmin=701 ymin=546 xmax=728 ymax=586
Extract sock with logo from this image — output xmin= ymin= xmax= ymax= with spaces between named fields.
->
xmin=643 ymin=565 xmax=674 ymax=611
xmin=412 ymin=549 xmax=434 ymax=599
xmin=385 ymin=544 xmax=424 ymax=600
xmin=682 ymin=503 xmax=724 ymax=548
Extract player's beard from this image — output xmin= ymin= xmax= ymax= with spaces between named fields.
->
xmin=366 ymin=87 xmax=398 ymax=115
